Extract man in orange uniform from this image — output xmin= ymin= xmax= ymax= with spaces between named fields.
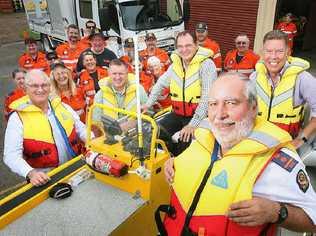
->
xmin=78 ymin=51 xmax=108 ymax=105
xmin=276 ymin=13 xmax=297 ymax=53
xmin=56 ymin=24 xmax=88 ymax=72
xmin=4 ymin=69 xmax=26 ymax=120
xmin=224 ymin=34 xmax=260 ymax=77
xmin=80 ymin=20 xmax=96 ymax=48
xmin=195 ymin=22 xmax=222 ymax=73
xmin=18 ymin=38 xmax=49 ymax=72
xmin=139 ymin=32 xmax=170 ymax=72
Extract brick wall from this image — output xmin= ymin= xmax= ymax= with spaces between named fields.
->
xmin=0 ymin=0 xmax=14 ymax=13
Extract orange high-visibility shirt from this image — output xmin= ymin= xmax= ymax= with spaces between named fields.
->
xmin=4 ymin=88 xmax=26 ymax=120
xmin=139 ymin=48 xmax=170 ymax=72
xmin=224 ymin=49 xmax=260 ymax=77
xmin=78 ymin=67 xmax=108 ymax=105
xmin=60 ymin=87 xmax=87 ymax=123
xmin=56 ymin=42 xmax=87 ymax=72
xmin=18 ymin=51 xmax=49 ymax=71
xmin=202 ymin=37 xmax=222 ymax=72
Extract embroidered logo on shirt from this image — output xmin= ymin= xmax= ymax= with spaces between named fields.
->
xmin=272 ymin=150 xmax=298 ymax=172
xmin=296 ymin=169 xmax=309 ymax=193
xmin=211 ymin=170 xmax=228 ymax=189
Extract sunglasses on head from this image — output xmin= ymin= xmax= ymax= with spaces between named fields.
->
xmin=236 ymin=41 xmax=247 ymax=45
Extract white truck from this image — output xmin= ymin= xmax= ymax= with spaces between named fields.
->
xmin=22 ymin=0 xmax=190 ymax=56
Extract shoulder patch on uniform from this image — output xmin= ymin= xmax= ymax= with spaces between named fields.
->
xmin=272 ymin=150 xmax=298 ymax=172
xmin=296 ymin=169 xmax=309 ymax=193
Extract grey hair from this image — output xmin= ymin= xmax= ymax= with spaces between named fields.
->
xmin=147 ymin=56 xmax=161 ymax=67
xmin=24 ymin=69 xmax=50 ymax=85
xmin=217 ymin=72 xmax=257 ymax=106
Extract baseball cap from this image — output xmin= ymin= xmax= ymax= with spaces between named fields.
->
xmin=89 ymin=29 xmax=109 ymax=40
xmin=24 ymin=37 xmax=37 ymax=45
xmin=195 ymin=22 xmax=208 ymax=32
xmin=145 ymin=32 xmax=157 ymax=41
xmin=124 ymin=38 xmax=134 ymax=48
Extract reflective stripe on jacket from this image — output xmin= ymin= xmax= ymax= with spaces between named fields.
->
xmin=255 ymin=56 xmax=309 ymax=137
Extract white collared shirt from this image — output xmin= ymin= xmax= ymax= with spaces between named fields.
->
xmin=3 ymin=102 xmax=87 ymax=178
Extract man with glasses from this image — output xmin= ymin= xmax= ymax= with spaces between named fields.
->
xmin=4 ymin=69 xmax=87 ymax=186
xmin=224 ymin=33 xmax=259 ymax=77
xmin=142 ymin=31 xmax=217 ymax=156
xmin=251 ymin=30 xmax=316 ymax=148
xmin=195 ymin=22 xmax=222 ymax=73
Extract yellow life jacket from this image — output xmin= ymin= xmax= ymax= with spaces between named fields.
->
xmin=169 ymin=47 xmax=213 ymax=117
xmin=98 ymin=73 xmax=137 ymax=119
xmin=164 ymin=120 xmax=293 ymax=235
xmin=173 ymin=120 xmax=292 ymax=214
xmin=255 ymin=56 xmax=309 ymax=137
xmin=10 ymin=96 xmax=82 ymax=168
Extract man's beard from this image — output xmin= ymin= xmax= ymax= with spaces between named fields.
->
xmin=209 ymin=112 xmax=254 ymax=150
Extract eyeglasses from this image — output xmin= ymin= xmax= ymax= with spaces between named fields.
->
xmin=26 ymin=83 xmax=50 ymax=90
xmin=236 ymin=41 xmax=247 ymax=45
xmin=86 ymin=25 xmax=96 ymax=29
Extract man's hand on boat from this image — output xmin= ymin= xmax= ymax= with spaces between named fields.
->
xmin=27 ymin=170 xmax=51 ymax=186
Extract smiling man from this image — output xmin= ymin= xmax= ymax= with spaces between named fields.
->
xmin=251 ymin=30 xmax=316 ymax=148
xmin=143 ymin=31 xmax=217 ymax=156
xmin=92 ymin=59 xmax=148 ymax=121
xmin=224 ymin=34 xmax=260 ymax=77
xmin=4 ymin=69 xmax=87 ymax=186
xmin=160 ymin=72 xmax=316 ymax=235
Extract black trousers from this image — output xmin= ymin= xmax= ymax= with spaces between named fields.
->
xmin=156 ymin=112 xmax=192 ymax=156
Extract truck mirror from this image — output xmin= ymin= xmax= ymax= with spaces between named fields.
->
xmin=98 ymin=8 xmax=111 ymax=31
xmin=183 ymin=0 xmax=190 ymax=22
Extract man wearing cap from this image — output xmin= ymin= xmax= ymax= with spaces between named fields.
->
xmin=18 ymin=38 xmax=49 ymax=72
xmin=251 ymin=30 xmax=316 ymax=149
xmin=143 ymin=31 xmax=217 ymax=156
xmin=120 ymin=38 xmax=137 ymax=73
xmin=4 ymin=69 xmax=87 ymax=186
xmin=195 ymin=22 xmax=222 ymax=73
xmin=276 ymin=13 xmax=297 ymax=54
xmin=76 ymin=29 xmax=117 ymax=72
xmin=224 ymin=34 xmax=260 ymax=77
xmin=139 ymin=32 xmax=170 ymax=72
xmin=56 ymin=24 xmax=88 ymax=72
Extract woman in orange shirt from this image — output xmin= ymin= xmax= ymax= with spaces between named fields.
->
xmin=4 ymin=69 xmax=26 ymax=120
xmin=50 ymin=62 xmax=87 ymax=123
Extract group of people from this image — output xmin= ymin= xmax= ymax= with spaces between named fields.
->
xmin=3 ymin=17 xmax=316 ymax=234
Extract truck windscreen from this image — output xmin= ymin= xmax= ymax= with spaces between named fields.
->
xmin=119 ymin=0 xmax=183 ymax=31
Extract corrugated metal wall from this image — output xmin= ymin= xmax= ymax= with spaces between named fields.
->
xmin=186 ymin=0 xmax=259 ymax=55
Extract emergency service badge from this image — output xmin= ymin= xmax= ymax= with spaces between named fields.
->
xmin=63 ymin=50 xmax=68 ymax=55
xmin=229 ymin=59 xmax=234 ymax=65
xmin=296 ymin=169 xmax=309 ymax=193
xmin=26 ymin=59 xmax=30 ymax=64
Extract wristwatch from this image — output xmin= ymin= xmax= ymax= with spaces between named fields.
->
xmin=275 ymin=203 xmax=288 ymax=224
xmin=299 ymin=133 xmax=308 ymax=143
